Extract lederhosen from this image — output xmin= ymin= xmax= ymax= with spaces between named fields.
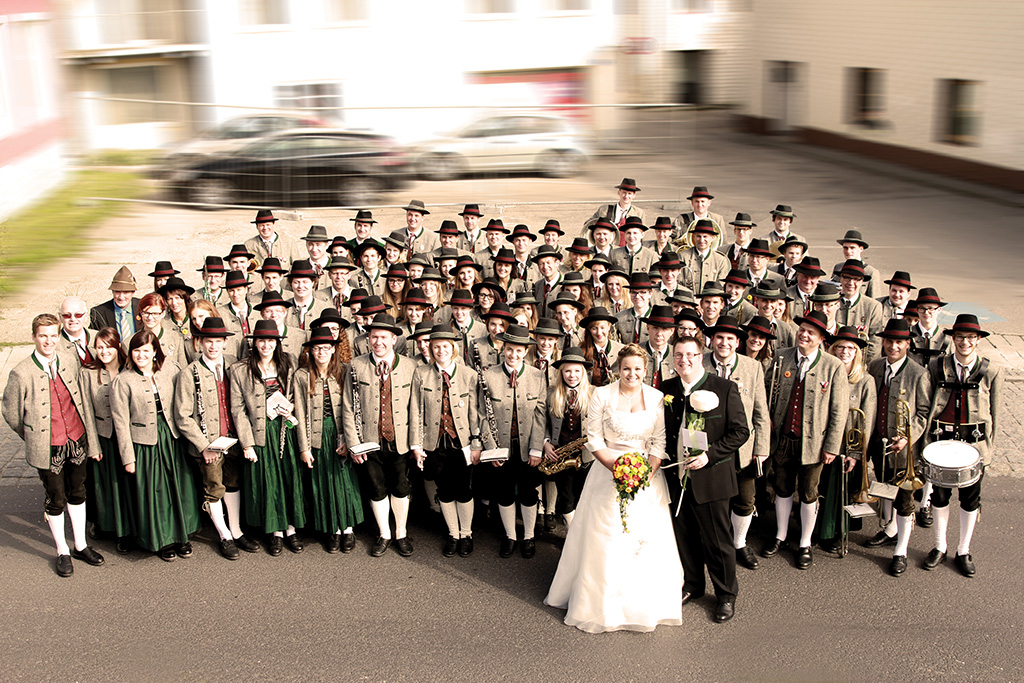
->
xmin=868 ymin=362 xmax=916 ymax=516
xmin=422 ymin=366 xmax=473 ymax=505
xmin=928 ymin=359 xmax=988 ymax=512
xmin=772 ymin=353 xmax=824 ymax=504
xmin=194 ymin=360 xmax=241 ymax=504
xmin=362 ymin=356 xmax=411 ymax=501
xmin=491 ymin=364 xmax=543 ymax=509
xmin=36 ymin=356 xmax=89 ymax=516
xmin=552 ymin=392 xmax=585 ymax=515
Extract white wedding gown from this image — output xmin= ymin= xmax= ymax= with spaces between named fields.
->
xmin=544 ymin=383 xmax=683 ymax=634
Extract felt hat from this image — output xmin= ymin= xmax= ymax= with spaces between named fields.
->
xmin=251 ymin=209 xmax=277 ymax=224
xmin=194 ymin=317 xmax=235 ymax=338
xmin=553 ymin=347 xmax=593 ymax=369
xmin=943 ymin=314 xmax=989 ymax=338
xmin=729 ymin=213 xmax=757 ymax=228
xmin=458 ymin=204 xmax=483 ymax=217
xmin=366 ymin=313 xmax=403 ymax=336
xmin=350 ymin=210 xmax=377 ymax=224
xmin=253 ymin=291 xmax=294 ymax=310
xmin=687 ymin=186 xmax=714 ymax=200
xmin=615 ymin=178 xmax=641 ymax=192
xmin=402 ymin=199 xmax=429 ymax=215
xmin=831 ymin=325 xmax=867 ymax=348
xmin=300 ymin=225 xmax=330 ymax=242
xmin=157 ymin=276 xmax=194 ymax=297
xmin=246 ymin=319 xmax=283 ymax=340
xmin=196 ymin=256 xmax=227 ymax=274
xmin=148 ymin=261 xmax=179 ymax=277
xmin=742 ymin=316 xmax=777 ymax=340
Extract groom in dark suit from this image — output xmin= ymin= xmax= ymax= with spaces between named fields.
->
xmin=663 ymin=335 xmax=749 ymax=623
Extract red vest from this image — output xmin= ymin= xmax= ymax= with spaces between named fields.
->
xmin=936 ymin=386 xmax=969 ymax=424
xmin=783 ymin=376 xmax=805 ymax=439
xmin=50 ymin=373 xmax=86 ymax=447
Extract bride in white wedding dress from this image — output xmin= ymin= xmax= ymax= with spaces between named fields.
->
xmin=544 ymin=346 xmax=683 ymax=633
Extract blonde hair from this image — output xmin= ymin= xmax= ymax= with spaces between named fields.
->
xmin=829 ymin=339 xmax=866 ymax=384
xmin=617 ymin=342 xmax=649 ymax=369
xmin=549 ymin=363 xmax=593 ymax=420
xmin=512 ymin=305 xmax=539 ymax=330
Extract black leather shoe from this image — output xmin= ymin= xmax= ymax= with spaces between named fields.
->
xmin=681 ymin=590 xmax=704 ymax=606
xmin=325 ymin=534 xmax=341 ymax=554
xmin=284 ymin=534 xmax=304 ymax=554
xmin=158 ymin=546 xmax=177 ymax=562
xmin=116 ymin=537 xmax=133 ymax=555
xmin=369 ymin=537 xmax=391 ymax=557
xmin=889 ymin=555 xmax=908 ymax=576
xmin=55 ymin=554 xmax=73 ymax=577
xmin=394 ymin=537 xmax=414 ymax=557
xmin=736 ymin=546 xmax=759 ymax=570
xmin=457 ymin=536 xmax=474 ymax=557
xmin=521 ymin=538 xmax=536 ymax=559
xmin=917 ymin=507 xmax=933 ymax=528
xmin=955 ymin=553 xmax=976 ymax=578
xmin=499 ymin=537 xmax=516 ymax=558
xmin=818 ymin=538 xmax=841 ymax=556
xmin=796 ymin=546 xmax=813 ymax=570
xmin=864 ymin=530 xmax=897 ymax=548
xmin=219 ymin=539 xmax=240 ymax=560
xmin=761 ymin=538 xmax=783 ymax=558
xmin=234 ymin=535 xmax=261 ymax=553
xmin=442 ymin=535 xmax=458 ymax=557
xmin=341 ymin=532 xmax=356 ymax=554
xmin=923 ymin=548 xmax=947 ymax=570
xmin=72 ymin=546 xmax=105 ymax=566
xmin=714 ymin=599 xmax=735 ymax=623
xmin=543 ymin=514 xmax=557 ymax=532
xmin=176 ymin=542 xmax=193 ymax=558
xmin=267 ymin=536 xmax=284 ymax=557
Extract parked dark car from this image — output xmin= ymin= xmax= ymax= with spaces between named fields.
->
xmin=165 ymin=129 xmax=412 ymax=208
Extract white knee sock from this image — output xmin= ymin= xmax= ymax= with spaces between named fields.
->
xmin=391 ymin=495 xmax=410 ymax=539
xmin=423 ymin=480 xmax=441 ymax=513
xmin=774 ymin=495 xmax=794 ymax=541
xmin=798 ymin=501 xmax=817 ymax=548
xmin=957 ymin=509 xmax=979 ymax=556
xmin=370 ymin=497 xmax=392 ymax=539
xmin=562 ymin=510 xmax=575 ymax=527
xmin=498 ymin=504 xmax=518 ymax=540
xmin=881 ymin=500 xmax=897 ymax=537
xmin=207 ymin=500 xmax=232 ymax=541
xmin=456 ymin=500 xmax=474 ymax=538
xmin=932 ymin=505 xmax=950 ymax=553
xmin=273 ymin=530 xmax=284 ymax=538
xmin=544 ymin=481 xmax=557 ymax=515
xmin=894 ymin=515 xmax=913 ymax=556
xmin=286 ymin=525 xmax=296 ymax=536
xmin=45 ymin=512 xmax=70 ymax=555
xmin=731 ymin=511 xmax=754 ymax=550
xmin=920 ymin=481 xmax=933 ymax=510
xmin=439 ymin=501 xmax=459 ymax=538
xmin=521 ymin=503 xmax=538 ymax=540
xmin=67 ymin=502 xmax=88 ymax=552
xmin=343 ymin=526 xmax=353 ymax=534
xmin=224 ymin=491 xmax=244 ymax=539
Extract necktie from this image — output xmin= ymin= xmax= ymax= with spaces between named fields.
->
xmin=537 ymin=358 xmax=548 ymax=374
xmin=407 ymin=230 xmax=416 ymax=256
xmin=633 ymin=317 xmax=640 ymax=344
xmin=509 ymin=366 xmax=517 ymax=389
xmin=334 ymin=294 xmax=343 ymax=312
xmin=215 ymin=364 xmax=223 ymax=382
xmin=884 ymin=364 xmax=893 ymax=387
xmin=459 ymin=328 xmax=469 ymax=363
xmin=118 ymin=308 xmax=133 ymax=346
xmin=797 ymin=355 xmax=808 ymax=381
xmin=264 ymin=240 xmax=273 ymax=258
xmin=48 ymin=359 xmax=57 ymax=380
xmin=439 ymin=370 xmax=456 ymax=438
xmin=543 ymin=282 xmax=551 ymax=302
xmin=718 ymin=361 xmax=728 ymax=378
xmin=76 ymin=340 xmax=93 ymax=364
xmin=378 ymin=360 xmax=395 ymax=442
xmin=568 ymin=388 xmax=578 ymax=407
xmin=614 ymin=301 xmax=621 ymax=313
xmin=959 ymin=363 xmax=968 ymax=383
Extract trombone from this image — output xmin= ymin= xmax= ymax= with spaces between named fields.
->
xmin=892 ymin=396 xmax=924 ymax=492
xmin=841 ymin=406 xmax=868 ymax=557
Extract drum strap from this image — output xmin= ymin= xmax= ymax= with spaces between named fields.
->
xmin=931 ymin=420 xmax=986 ymax=444
xmin=930 ymin=357 xmax=988 ymax=391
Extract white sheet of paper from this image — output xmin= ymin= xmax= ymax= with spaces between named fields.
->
xmin=208 ymin=436 xmax=239 ymax=451
xmin=681 ymin=429 xmax=708 ymax=451
xmin=266 ymin=392 xmax=293 ymax=417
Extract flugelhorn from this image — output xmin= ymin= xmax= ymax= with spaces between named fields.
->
xmin=846 ymin=406 xmax=872 ymax=503
xmin=892 ymin=396 xmax=924 ymax=491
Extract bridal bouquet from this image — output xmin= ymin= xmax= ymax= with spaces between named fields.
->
xmin=613 ymin=452 xmax=652 ymax=532
xmin=679 ymin=390 xmax=719 ymax=493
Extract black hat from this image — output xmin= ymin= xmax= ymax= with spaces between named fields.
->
xmin=689 ymin=219 xmax=717 ymax=235
xmin=770 ymin=204 xmax=796 ymax=219
xmin=878 ymin=318 xmax=913 ymax=340
xmin=350 ymin=210 xmax=377 ymax=224
xmin=482 ymin=301 xmax=517 ymax=323
xmin=553 ymin=347 xmax=593 ymax=370
xmin=943 ymin=314 xmax=989 ymax=339
xmin=402 ymin=288 xmax=431 ymax=308
xmin=197 ymin=256 xmax=227 ymax=273
xmin=402 ymin=199 xmax=429 ymax=215
xmin=687 ymin=186 xmax=714 ymax=200
xmin=697 ymin=281 xmax=726 ymax=299
xmin=584 ymin=253 xmax=612 ymax=269
xmin=837 ymin=229 xmax=869 ymax=248
xmin=622 ymin=216 xmax=647 ymax=232
xmin=433 ymin=247 xmax=460 ymax=263
xmin=625 ymin=272 xmax=655 ymax=290
xmin=286 ymin=259 xmax=317 ymax=280
xmin=148 ymin=261 xmax=179 ymax=277
xmin=883 ymin=271 xmax=915 ymax=290
xmin=498 ymin=324 xmax=535 ymax=346
xmin=794 ymin=311 xmax=831 ymax=337
xmin=641 ymin=305 xmax=677 ymax=329
xmin=246 ymin=319 xmax=283 ymax=341
xmin=493 ymin=248 xmax=517 ymax=265
xmin=831 ymin=326 xmax=867 ymax=348
xmin=549 ymin=292 xmax=585 ymax=311
xmin=532 ymin=244 xmax=563 ymax=263
xmin=506 ymin=224 xmax=537 ymax=243
xmin=157 ymin=276 xmax=195 ymax=298
xmin=723 ymin=269 xmax=750 ymax=287
xmin=224 ymin=244 xmax=255 ymax=261
xmin=346 ymin=289 xmax=369 ymax=307
xmin=562 ymin=271 xmax=585 ymax=286
xmin=615 ymin=178 xmax=641 ymax=192
xmin=256 ymin=257 xmax=286 ymax=275
xmin=385 ymin=263 xmax=409 ymax=279
xmin=705 ymin=315 xmax=747 ymax=339
xmin=793 ymin=256 xmax=826 ymax=277
xmin=472 ymin=278 xmax=506 ymax=301
xmin=454 ymin=256 xmax=482 ymax=274
xmin=566 ymin=237 xmax=592 ymax=255
xmin=483 ymin=218 xmax=508 ymax=233
xmin=428 ymin=323 xmax=458 ymax=342
xmin=915 ymin=287 xmax=947 ymax=308
xmin=446 ymin=289 xmax=476 ymax=308
xmin=358 ymin=296 xmax=387 ymax=316
xmin=310 ymin=308 xmax=350 ymax=330
xmin=540 ymin=219 xmax=564 ymax=235
xmin=837 ymin=259 xmax=871 ymax=281
xmin=436 ymin=220 xmax=461 ymax=236
xmin=652 ymin=216 xmax=673 ymax=230
xmin=223 ymin=271 xmax=251 ymax=289
xmin=674 ymin=309 xmax=706 ymax=330
xmin=252 ymin=209 xmax=277 ymax=224
xmin=579 ymin=306 xmax=617 ymax=328
xmin=194 ymin=317 xmax=235 ymax=338
xmin=729 ymin=213 xmax=757 ymax=228
xmin=303 ymin=326 xmax=342 ymax=347
xmin=778 ymin=234 xmax=808 ymax=253
xmin=409 ymin=321 xmax=434 ymax=339
xmin=353 ymin=239 xmax=386 ymax=259
xmin=415 ymin=267 xmax=447 ymax=284
xmin=744 ymin=238 xmax=773 ymax=258
xmin=458 ymin=204 xmax=483 ymax=217
xmin=366 ymin=313 xmax=403 ymax=336
xmin=301 ymin=225 xmax=330 ymax=242
xmin=253 ymin=291 xmax=294 ymax=310
xmin=531 ymin=317 xmax=563 ymax=337
xmin=742 ymin=316 xmax=777 ymax=340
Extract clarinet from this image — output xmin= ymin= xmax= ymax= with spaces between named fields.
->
xmin=350 ymin=362 xmax=365 ymax=444
xmin=192 ymin=365 xmax=207 ymax=439
xmin=473 ymin=342 xmax=502 ymax=449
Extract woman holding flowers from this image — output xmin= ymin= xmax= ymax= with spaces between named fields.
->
xmin=544 ymin=344 xmax=681 ymax=634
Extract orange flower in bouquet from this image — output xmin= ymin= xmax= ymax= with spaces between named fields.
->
xmin=612 ymin=451 xmax=651 ymax=532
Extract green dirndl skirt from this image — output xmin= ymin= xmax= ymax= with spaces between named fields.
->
xmin=244 ymin=416 xmax=306 ymax=533
xmin=815 ymin=458 xmax=844 ymax=543
xmin=131 ymin=415 xmax=201 ymax=552
xmin=88 ymin=434 xmax=136 ymax=538
xmin=307 ymin=415 xmax=363 ymax=534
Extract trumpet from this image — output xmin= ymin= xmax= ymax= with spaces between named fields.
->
xmin=846 ymin=407 xmax=871 ymax=504
xmin=892 ymin=396 xmax=924 ymax=491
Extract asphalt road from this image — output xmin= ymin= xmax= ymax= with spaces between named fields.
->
xmin=1 ymin=474 xmax=1022 ymax=682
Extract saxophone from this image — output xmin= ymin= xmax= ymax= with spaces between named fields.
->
xmin=538 ymin=436 xmax=587 ymax=476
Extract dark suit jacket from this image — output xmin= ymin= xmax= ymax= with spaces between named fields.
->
xmin=662 ymin=373 xmax=749 ymax=504
xmin=90 ymin=298 xmax=141 ymax=336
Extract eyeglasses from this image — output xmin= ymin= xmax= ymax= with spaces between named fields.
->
xmin=953 ymin=334 xmax=979 ymax=342
xmin=673 ymin=352 xmax=702 ymax=361
xmin=140 ymin=310 xmax=164 ymax=318
xmin=61 ymin=312 xmax=86 ymax=320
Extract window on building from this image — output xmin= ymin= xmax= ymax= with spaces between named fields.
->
xmin=105 ymin=65 xmax=171 ymax=124
xmin=938 ymin=79 xmax=980 ymax=146
xmin=239 ymin=0 xmax=289 ymax=26
xmin=847 ymin=67 xmax=886 ymax=129
xmin=274 ymin=82 xmax=343 ymax=124
xmin=673 ymin=0 xmax=712 ymax=11
xmin=325 ymin=0 xmax=367 ymax=22
xmin=466 ymin=0 xmax=514 ymax=14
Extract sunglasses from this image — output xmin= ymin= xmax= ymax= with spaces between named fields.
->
xmin=61 ymin=312 xmax=86 ymax=320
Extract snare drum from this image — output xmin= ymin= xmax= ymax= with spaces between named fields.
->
xmin=921 ymin=440 xmax=983 ymax=488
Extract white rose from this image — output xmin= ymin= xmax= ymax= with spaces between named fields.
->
xmin=689 ymin=390 xmax=719 ymax=413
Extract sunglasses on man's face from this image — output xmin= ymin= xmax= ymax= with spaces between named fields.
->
xmin=62 ymin=312 xmax=86 ymax=320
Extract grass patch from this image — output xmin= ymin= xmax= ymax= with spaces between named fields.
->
xmin=0 ymin=169 xmax=146 ymax=297
xmin=80 ymin=149 xmax=160 ymax=167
